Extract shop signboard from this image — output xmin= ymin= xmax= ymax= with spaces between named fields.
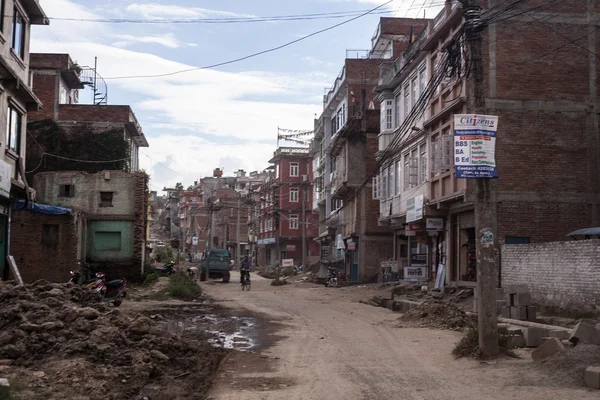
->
xmin=192 ymin=236 xmax=198 ymax=246
xmin=454 ymin=114 xmax=499 ymax=179
xmin=411 ymin=253 xmax=427 ymax=265
xmin=426 ymin=218 xmax=444 ymax=231
xmin=347 ymin=241 xmax=356 ymax=251
xmin=404 ymin=266 xmax=428 ymax=281
xmin=406 ymin=194 xmax=424 ymax=223
xmin=0 ymin=160 xmax=11 ymax=199
xmin=257 ymin=237 xmax=276 ymax=245
xmin=282 ymin=258 xmax=294 ymax=267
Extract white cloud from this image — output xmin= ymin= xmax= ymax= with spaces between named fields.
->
xmin=33 ymin=0 xmax=321 ymax=190
xmin=125 ymin=3 xmax=255 ymax=19
xmin=112 ymin=33 xmax=197 ymax=49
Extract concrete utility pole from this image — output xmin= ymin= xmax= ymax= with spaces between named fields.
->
xmin=206 ymin=204 xmax=213 ymax=282
xmin=461 ymin=0 xmax=499 ymax=358
xmin=236 ymin=195 xmax=241 ymax=269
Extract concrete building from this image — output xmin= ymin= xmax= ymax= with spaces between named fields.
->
xmin=27 ymin=170 xmax=148 ymax=279
xmin=26 ymin=53 xmax=148 ymax=175
xmin=0 ymin=0 xmax=48 ymax=279
xmin=373 ymin=0 xmax=600 ymax=287
xmin=311 ymin=17 xmax=427 ymax=282
xmin=257 ymin=147 xmax=318 ymax=268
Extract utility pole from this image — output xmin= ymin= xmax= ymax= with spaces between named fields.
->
xmin=301 ymin=181 xmax=307 ymax=269
xmin=206 ymin=204 xmax=213 ymax=282
xmin=275 ymin=210 xmax=281 ymax=280
xmin=236 ymin=195 xmax=241 ymax=269
xmin=461 ymin=0 xmax=499 ymax=358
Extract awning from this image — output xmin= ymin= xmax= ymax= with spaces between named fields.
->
xmin=12 ymin=200 xmax=72 ymax=215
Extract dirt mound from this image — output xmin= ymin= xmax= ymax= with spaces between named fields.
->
xmin=0 ymin=280 xmax=224 ymax=399
xmin=396 ymin=300 xmax=476 ymax=331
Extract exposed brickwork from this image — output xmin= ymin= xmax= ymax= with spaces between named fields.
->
xmin=11 ymin=211 xmax=78 ymax=283
xmin=501 ymin=240 xmax=600 ymax=311
xmin=30 ymin=53 xmax=72 ymax=70
xmin=29 ymin=74 xmax=57 ymax=120
xmin=56 ymin=105 xmax=131 ymax=123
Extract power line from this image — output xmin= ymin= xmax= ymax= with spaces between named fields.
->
xmin=103 ymin=0 xmax=394 ymax=80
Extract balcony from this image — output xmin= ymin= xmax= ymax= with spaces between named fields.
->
xmin=323 ymin=66 xmax=346 ymax=110
xmin=346 ymin=49 xmax=392 ymax=60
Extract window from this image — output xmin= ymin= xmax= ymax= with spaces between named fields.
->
xmin=290 ymin=162 xmax=299 ymax=177
xmin=404 ymin=157 xmax=410 ymax=190
xmin=385 ymin=99 xmax=393 ymax=131
xmin=41 ymin=224 xmax=59 ymax=247
xmin=59 ymin=184 xmax=75 ymax=197
xmin=394 ymin=160 xmax=401 ymax=195
xmin=432 ymin=130 xmax=452 ymax=177
xmin=94 ymin=232 xmax=122 ymax=251
xmin=387 ymin=166 xmax=393 ymax=198
xmin=260 ymin=220 xmax=264 ymax=233
xmin=381 ymin=168 xmax=387 ymax=199
xmin=342 ymin=103 xmax=346 ymax=125
xmin=372 ymin=175 xmax=380 ymax=200
xmin=289 ymin=187 xmax=299 ymax=202
xmin=420 ymin=144 xmax=427 ymax=184
xmin=395 ymin=93 xmax=402 ymax=127
xmin=419 ymin=67 xmax=427 ymax=95
xmin=100 ymin=192 xmax=113 ymax=207
xmin=0 ymin=0 xmax=4 ymax=32
xmin=6 ymin=105 xmax=22 ymax=153
xmin=403 ymin=85 xmax=410 ymax=120
xmin=411 ymin=77 xmax=418 ymax=109
xmin=409 ymin=152 xmax=419 ymax=188
xmin=506 ymin=237 xmax=530 ymax=245
xmin=289 ymin=214 xmax=299 ymax=229
xmin=11 ymin=7 xmax=25 ymax=59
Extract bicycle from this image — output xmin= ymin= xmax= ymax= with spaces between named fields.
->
xmin=240 ymin=271 xmax=251 ymax=291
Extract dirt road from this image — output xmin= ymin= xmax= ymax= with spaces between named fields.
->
xmin=206 ymin=272 xmax=599 ymax=400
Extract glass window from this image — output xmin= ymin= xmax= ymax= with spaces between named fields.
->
xmin=420 ymin=144 xmax=427 ymax=184
xmin=290 ymin=187 xmax=299 ymax=202
xmin=419 ymin=67 xmax=427 ymax=94
xmin=6 ymin=105 xmax=22 ymax=153
xmin=11 ymin=8 xmax=25 ymax=59
xmin=403 ymin=157 xmax=410 ymax=191
xmin=395 ymin=160 xmax=401 ymax=195
xmin=386 ymin=100 xmax=393 ymax=130
xmin=388 ymin=166 xmax=393 ymax=198
xmin=395 ymin=94 xmax=402 ymax=127
xmin=404 ymin=85 xmax=410 ymax=120
xmin=411 ymin=77 xmax=418 ymax=109
xmin=290 ymin=162 xmax=299 ymax=177
xmin=100 ymin=192 xmax=113 ymax=207
xmin=289 ymin=214 xmax=299 ymax=229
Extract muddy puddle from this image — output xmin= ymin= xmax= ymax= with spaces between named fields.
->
xmin=148 ymin=307 xmax=258 ymax=351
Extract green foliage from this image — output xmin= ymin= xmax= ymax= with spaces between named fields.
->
xmin=154 ymin=246 xmax=174 ymax=263
xmin=281 ymin=267 xmax=296 ymax=277
xmin=26 ymin=119 xmax=131 ymax=181
xmin=150 ymin=273 xmax=202 ymax=300
xmin=143 ymin=269 xmax=159 ymax=286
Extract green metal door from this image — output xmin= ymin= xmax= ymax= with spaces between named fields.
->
xmin=87 ymin=220 xmax=134 ymax=262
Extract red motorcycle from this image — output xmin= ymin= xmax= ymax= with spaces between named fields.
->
xmin=92 ymin=272 xmax=127 ymax=307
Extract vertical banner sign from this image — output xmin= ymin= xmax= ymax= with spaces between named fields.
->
xmin=454 ymin=114 xmax=499 ymax=178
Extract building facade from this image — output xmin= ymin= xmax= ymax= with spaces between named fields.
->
xmin=257 ymin=147 xmax=318 ymax=268
xmin=0 ymin=0 xmax=48 ymax=279
xmin=374 ymin=0 xmax=600 ymax=286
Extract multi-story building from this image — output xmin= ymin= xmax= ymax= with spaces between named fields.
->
xmin=374 ymin=0 xmax=600 ymax=286
xmin=0 ymin=0 xmax=48 ymax=279
xmin=178 ymin=189 xmax=204 ymax=253
xmin=312 ymin=17 xmax=428 ymax=282
xmin=257 ymin=147 xmax=318 ymax=268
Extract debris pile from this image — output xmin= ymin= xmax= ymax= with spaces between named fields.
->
xmin=396 ymin=300 xmax=476 ymax=331
xmin=0 ymin=279 xmax=224 ymax=399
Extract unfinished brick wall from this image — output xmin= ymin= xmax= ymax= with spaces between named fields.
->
xmin=501 ymin=240 xmax=600 ymax=311
xmin=132 ymin=172 xmax=147 ymax=279
xmin=11 ymin=211 xmax=78 ymax=283
xmin=29 ymin=73 xmax=57 ymax=120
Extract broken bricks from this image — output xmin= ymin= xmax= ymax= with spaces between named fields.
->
xmin=584 ymin=366 xmax=600 ymax=389
xmin=531 ymin=337 xmax=565 ymax=361
xmin=569 ymin=322 xmax=600 ymax=346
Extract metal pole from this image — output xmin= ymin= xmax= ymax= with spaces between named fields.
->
xmin=461 ymin=0 xmax=499 ymax=358
xmin=236 ymin=196 xmax=241 ymax=269
xmin=206 ymin=205 xmax=212 ymax=282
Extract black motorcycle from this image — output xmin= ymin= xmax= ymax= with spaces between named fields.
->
xmin=155 ymin=261 xmax=175 ymax=276
xmin=324 ymin=268 xmax=339 ymax=288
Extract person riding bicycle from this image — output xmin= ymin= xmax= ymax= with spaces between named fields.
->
xmin=240 ymin=256 xmax=251 ymax=284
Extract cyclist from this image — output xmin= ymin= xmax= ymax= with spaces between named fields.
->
xmin=240 ymin=256 xmax=251 ymax=284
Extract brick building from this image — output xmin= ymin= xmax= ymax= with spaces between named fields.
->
xmin=373 ymin=0 xmax=600 ymax=286
xmin=0 ymin=0 xmax=48 ymax=279
xmin=311 ymin=17 xmax=427 ymax=282
xmin=257 ymin=147 xmax=318 ymax=268
xmin=27 ymin=170 xmax=148 ymax=279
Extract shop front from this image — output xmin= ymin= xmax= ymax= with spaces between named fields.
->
xmin=344 ymin=237 xmax=359 ymax=282
xmin=449 ymin=210 xmax=477 ymax=285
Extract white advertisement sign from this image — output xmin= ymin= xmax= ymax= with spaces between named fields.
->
xmin=0 ymin=160 xmax=11 ymax=199
xmin=406 ymin=194 xmax=424 ymax=223
xmin=426 ymin=218 xmax=444 ymax=231
xmin=192 ymin=236 xmax=198 ymax=246
xmin=282 ymin=258 xmax=294 ymax=268
xmin=454 ymin=114 xmax=499 ymax=179
xmin=404 ymin=266 xmax=428 ymax=281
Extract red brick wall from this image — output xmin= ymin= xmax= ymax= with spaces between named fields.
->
xmin=29 ymin=74 xmax=57 ymax=120
xmin=30 ymin=53 xmax=71 ymax=70
xmin=57 ymin=105 xmax=131 ymax=123
xmin=379 ymin=17 xmax=429 ymax=36
xmin=11 ymin=211 xmax=78 ymax=283
xmin=345 ymin=59 xmax=382 ymax=81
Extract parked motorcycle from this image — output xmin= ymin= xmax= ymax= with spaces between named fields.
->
xmin=324 ymin=268 xmax=339 ymax=288
xmin=154 ymin=261 xmax=176 ymax=276
xmin=89 ymin=272 xmax=127 ymax=307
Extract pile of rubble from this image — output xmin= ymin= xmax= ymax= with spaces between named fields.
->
xmin=395 ymin=300 xmax=476 ymax=331
xmin=0 ymin=279 xmax=224 ymax=399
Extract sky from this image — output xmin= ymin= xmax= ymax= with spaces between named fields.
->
xmin=31 ymin=0 xmax=444 ymax=192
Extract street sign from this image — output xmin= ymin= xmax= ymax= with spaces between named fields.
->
xmin=282 ymin=258 xmax=294 ymax=267
xmin=454 ymin=114 xmax=498 ymax=179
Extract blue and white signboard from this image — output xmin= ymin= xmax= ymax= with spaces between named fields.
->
xmin=454 ymin=114 xmax=498 ymax=179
